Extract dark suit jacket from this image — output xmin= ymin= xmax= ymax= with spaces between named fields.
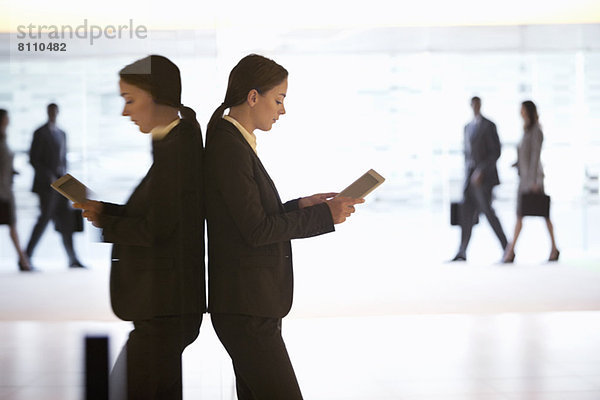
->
xmin=204 ymin=118 xmax=335 ymax=319
xmin=463 ymin=116 xmax=501 ymax=191
xmin=30 ymin=123 xmax=67 ymax=193
xmin=100 ymin=120 xmax=206 ymax=321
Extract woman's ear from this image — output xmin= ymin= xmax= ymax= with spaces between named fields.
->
xmin=247 ymin=89 xmax=259 ymax=108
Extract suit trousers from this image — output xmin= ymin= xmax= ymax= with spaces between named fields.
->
xmin=110 ymin=314 xmax=202 ymax=400
xmin=211 ymin=313 xmax=303 ymax=400
xmin=26 ymin=189 xmax=76 ymax=262
xmin=457 ymin=183 xmax=508 ymax=258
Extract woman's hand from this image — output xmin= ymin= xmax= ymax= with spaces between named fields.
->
xmin=298 ymin=192 xmax=338 ymax=209
xmin=326 ymin=196 xmax=365 ymax=224
xmin=73 ymin=200 xmax=104 ymax=228
xmin=531 ymin=183 xmax=542 ymax=193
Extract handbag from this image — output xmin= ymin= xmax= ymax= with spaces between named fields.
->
xmin=450 ymin=201 xmax=479 ymax=226
xmin=0 ymin=199 xmax=10 ymax=225
xmin=520 ymin=192 xmax=550 ymax=217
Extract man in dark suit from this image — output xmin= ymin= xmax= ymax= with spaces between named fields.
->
xmin=26 ymin=103 xmax=85 ymax=268
xmin=452 ymin=96 xmax=508 ymax=261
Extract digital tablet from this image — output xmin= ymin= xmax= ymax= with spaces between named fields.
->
xmin=51 ymin=174 xmax=91 ymax=204
xmin=336 ymin=169 xmax=385 ymax=199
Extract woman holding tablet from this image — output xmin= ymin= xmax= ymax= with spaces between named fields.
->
xmin=205 ymin=54 xmax=363 ymax=399
xmin=75 ymin=55 xmax=204 ymax=399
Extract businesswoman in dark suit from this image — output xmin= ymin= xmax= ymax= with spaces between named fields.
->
xmin=0 ymin=109 xmax=32 ymax=271
xmin=75 ymin=55 xmax=205 ymax=399
xmin=503 ymin=100 xmax=559 ymax=263
xmin=205 ymin=54 xmax=364 ymax=400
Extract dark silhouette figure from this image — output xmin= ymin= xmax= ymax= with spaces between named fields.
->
xmin=0 ymin=109 xmax=32 ymax=271
xmin=452 ymin=96 xmax=508 ymax=261
xmin=502 ymin=100 xmax=559 ymax=263
xmin=26 ymin=103 xmax=85 ymax=268
xmin=75 ymin=55 xmax=205 ymax=400
xmin=205 ymin=54 xmax=363 ymax=400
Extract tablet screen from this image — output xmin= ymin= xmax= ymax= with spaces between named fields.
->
xmin=52 ymin=174 xmax=90 ymax=204
xmin=338 ymin=170 xmax=385 ymax=199
xmin=58 ymin=178 xmax=88 ymax=204
xmin=340 ymin=174 xmax=379 ymax=198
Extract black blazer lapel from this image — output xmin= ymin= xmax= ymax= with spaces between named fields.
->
xmin=221 ymin=120 xmax=285 ymax=210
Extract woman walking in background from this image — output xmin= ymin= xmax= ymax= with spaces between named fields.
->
xmin=503 ymin=100 xmax=559 ymax=263
xmin=0 ymin=109 xmax=32 ymax=271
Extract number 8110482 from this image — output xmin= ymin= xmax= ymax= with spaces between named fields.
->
xmin=18 ymin=42 xmax=66 ymax=52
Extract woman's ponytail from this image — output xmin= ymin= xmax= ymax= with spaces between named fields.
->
xmin=179 ymin=104 xmax=201 ymax=134
xmin=206 ymin=103 xmax=228 ymax=144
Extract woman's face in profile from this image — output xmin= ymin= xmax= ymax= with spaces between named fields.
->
xmin=119 ymin=79 xmax=156 ymax=134
xmin=520 ymin=105 xmax=528 ymax=125
xmin=253 ymin=78 xmax=288 ymax=132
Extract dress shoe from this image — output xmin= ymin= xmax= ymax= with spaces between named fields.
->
xmin=548 ymin=249 xmax=560 ymax=262
xmin=450 ymin=254 xmax=466 ymax=262
xmin=502 ymin=250 xmax=515 ymax=264
xmin=69 ymin=261 xmax=87 ymax=269
xmin=18 ymin=260 xmax=35 ymax=272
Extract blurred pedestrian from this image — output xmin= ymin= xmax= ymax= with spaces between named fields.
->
xmin=26 ymin=103 xmax=86 ymax=269
xmin=451 ymin=96 xmax=508 ymax=262
xmin=0 ymin=109 xmax=32 ymax=271
xmin=502 ymin=100 xmax=559 ymax=263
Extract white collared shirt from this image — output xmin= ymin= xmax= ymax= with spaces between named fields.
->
xmin=151 ymin=118 xmax=180 ymax=141
xmin=223 ymin=115 xmax=257 ymax=155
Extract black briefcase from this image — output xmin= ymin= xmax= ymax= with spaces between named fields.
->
xmin=73 ymin=208 xmax=84 ymax=232
xmin=54 ymin=208 xmax=84 ymax=232
xmin=520 ymin=192 xmax=550 ymax=217
xmin=451 ymin=201 xmax=479 ymax=226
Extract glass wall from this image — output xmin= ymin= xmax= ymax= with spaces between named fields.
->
xmin=0 ymin=24 xmax=598 ymax=258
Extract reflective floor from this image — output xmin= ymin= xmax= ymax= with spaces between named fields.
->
xmin=1 ymin=313 xmax=600 ymax=399
xmin=1 ymin=203 xmax=599 ymax=399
